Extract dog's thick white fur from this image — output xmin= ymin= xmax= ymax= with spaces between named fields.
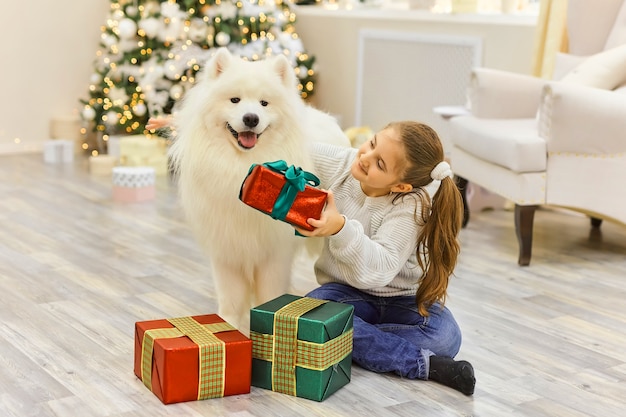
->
xmin=169 ymin=48 xmax=349 ymax=333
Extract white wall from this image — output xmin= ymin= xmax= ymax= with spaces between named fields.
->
xmin=0 ymin=1 xmax=109 ymax=154
xmin=293 ymin=6 xmax=538 ymax=128
xmin=0 ymin=2 xmax=536 ymax=154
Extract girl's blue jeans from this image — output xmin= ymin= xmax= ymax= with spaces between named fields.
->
xmin=306 ymin=282 xmax=462 ymax=380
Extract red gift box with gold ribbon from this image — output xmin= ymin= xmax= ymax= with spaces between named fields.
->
xmin=134 ymin=314 xmax=251 ymax=404
xmin=239 ymin=160 xmax=327 ymax=231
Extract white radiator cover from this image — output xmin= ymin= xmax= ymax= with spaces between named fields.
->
xmin=355 ymin=29 xmax=483 ymax=154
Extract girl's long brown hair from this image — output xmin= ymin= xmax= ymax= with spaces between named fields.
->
xmin=387 ymin=121 xmax=463 ymax=316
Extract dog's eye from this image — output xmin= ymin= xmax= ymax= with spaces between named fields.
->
xmin=230 ymin=98 xmax=240 ymax=104
xmin=260 ymin=100 xmax=268 ymax=107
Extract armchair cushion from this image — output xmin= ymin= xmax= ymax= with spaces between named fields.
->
xmin=552 ymin=52 xmax=587 ymax=80
xmin=450 ymin=117 xmax=546 ymax=173
xmin=561 ymin=44 xmax=626 ymax=90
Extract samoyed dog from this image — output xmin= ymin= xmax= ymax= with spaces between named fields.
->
xmin=169 ymin=48 xmax=349 ymax=333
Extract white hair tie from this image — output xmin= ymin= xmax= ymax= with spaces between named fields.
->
xmin=430 ymin=161 xmax=453 ymax=181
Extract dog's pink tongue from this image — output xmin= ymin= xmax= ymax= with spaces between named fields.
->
xmin=238 ymin=131 xmax=258 ymax=148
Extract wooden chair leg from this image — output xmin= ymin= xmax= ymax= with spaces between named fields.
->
xmin=590 ymin=217 xmax=603 ymax=228
xmin=514 ymin=205 xmax=538 ymax=266
xmin=455 ymin=176 xmax=470 ymax=228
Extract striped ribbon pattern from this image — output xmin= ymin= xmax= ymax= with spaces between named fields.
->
xmin=251 ymin=328 xmax=353 ymax=370
xmin=272 ymin=298 xmax=328 ymax=395
xmin=252 ymin=297 xmax=334 ymax=396
xmin=140 ymin=318 xmax=235 ymax=400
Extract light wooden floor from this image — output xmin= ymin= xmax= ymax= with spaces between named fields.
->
xmin=1 ymin=153 xmax=626 ymax=417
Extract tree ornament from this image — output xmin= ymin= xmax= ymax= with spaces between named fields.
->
xmin=142 ymin=1 xmax=161 ymax=15
xmin=90 ymin=73 xmax=102 ymax=84
xmin=162 ymin=17 xmax=183 ymax=43
xmin=163 ymin=60 xmax=181 ymax=80
xmin=170 ymin=84 xmax=184 ymax=100
xmin=297 ymin=65 xmax=308 ymax=79
xmin=113 ymin=9 xmax=125 ymax=20
xmin=104 ymin=111 xmax=119 ymax=127
xmin=125 ymin=6 xmax=138 ymax=17
xmin=118 ymin=18 xmax=138 ymax=39
xmin=215 ymin=31 xmax=231 ymax=47
xmin=133 ymin=103 xmax=147 ymax=117
xmin=82 ymin=106 xmax=96 ymax=121
xmin=109 ymin=87 xmax=129 ymax=105
xmin=101 ymin=33 xmax=117 ymax=48
xmin=138 ymin=18 xmax=160 ymax=38
xmin=217 ymin=2 xmax=238 ymax=20
xmin=161 ymin=2 xmax=182 ymax=18
xmin=188 ymin=18 xmax=207 ymax=43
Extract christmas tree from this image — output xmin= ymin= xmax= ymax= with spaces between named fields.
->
xmin=80 ymin=0 xmax=316 ymax=154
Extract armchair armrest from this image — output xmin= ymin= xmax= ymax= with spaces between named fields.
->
xmin=468 ymin=68 xmax=546 ymax=118
xmin=539 ymin=82 xmax=626 ymax=154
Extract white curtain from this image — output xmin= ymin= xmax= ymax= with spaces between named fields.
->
xmin=531 ymin=0 xmax=569 ymax=78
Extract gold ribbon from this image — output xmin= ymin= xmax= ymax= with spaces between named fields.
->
xmin=140 ymin=317 xmax=235 ymax=400
xmin=251 ymin=328 xmax=353 ymax=370
xmin=252 ymin=297 xmax=352 ymax=396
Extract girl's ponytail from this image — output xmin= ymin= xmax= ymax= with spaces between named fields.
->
xmin=386 ymin=121 xmax=463 ymax=316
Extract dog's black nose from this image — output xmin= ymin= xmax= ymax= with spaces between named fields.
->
xmin=243 ymin=113 xmax=259 ymax=128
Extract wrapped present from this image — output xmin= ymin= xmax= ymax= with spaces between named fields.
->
xmin=112 ymin=166 xmax=156 ymax=202
xmin=134 ymin=314 xmax=252 ymax=405
xmin=451 ymin=0 xmax=478 ymax=13
xmin=89 ymin=155 xmax=117 ymax=175
xmin=119 ymin=135 xmax=169 ymax=175
xmin=250 ymin=294 xmax=354 ymax=402
xmin=49 ymin=116 xmax=82 ymax=154
xmin=43 ymin=139 xmax=74 ymax=164
xmin=239 ymin=161 xmax=327 ymax=231
xmin=107 ymin=135 xmax=123 ymax=160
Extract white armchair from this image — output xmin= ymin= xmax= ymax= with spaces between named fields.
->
xmin=449 ymin=0 xmax=626 ymax=265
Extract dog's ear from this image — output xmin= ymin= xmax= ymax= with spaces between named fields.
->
xmin=203 ymin=47 xmax=232 ymax=81
xmin=273 ymin=54 xmax=297 ymax=88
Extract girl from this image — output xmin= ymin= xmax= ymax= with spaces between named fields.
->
xmin=296 ymin=121 xmax=475 ymax=396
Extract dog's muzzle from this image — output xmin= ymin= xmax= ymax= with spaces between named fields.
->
xmin=227 ymin=122 xmax=262 ymax=149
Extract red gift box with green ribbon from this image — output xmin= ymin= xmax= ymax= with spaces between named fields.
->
xmin=133 ymin=314 xmax=251 ymax=404
xmin=239 ymin=160 xmax=328 ymax=231
xmin=250 ymin=294 xmax=354 ymax=401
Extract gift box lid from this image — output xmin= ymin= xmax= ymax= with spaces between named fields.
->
xmin=251 ymin=294 xmax=353 ymax=343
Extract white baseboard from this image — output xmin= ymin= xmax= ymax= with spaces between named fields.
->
xmin=0 ymin=141 xmax=44 ymax=155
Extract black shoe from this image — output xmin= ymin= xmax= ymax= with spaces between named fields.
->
xmin=428 ymin=355 xmax=476 ymax=396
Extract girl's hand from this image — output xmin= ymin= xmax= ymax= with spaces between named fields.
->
xmin=295 ymin=190 xmax=345 ymax=237
xmin=146 ymin=116 xmax=170 ymax=131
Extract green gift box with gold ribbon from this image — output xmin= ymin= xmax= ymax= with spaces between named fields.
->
xmin=250 ymin=294 xmax=354 ymax=401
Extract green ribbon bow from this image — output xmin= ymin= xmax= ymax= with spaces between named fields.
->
xmin=261 ymin=160 xmax=320 ymax=221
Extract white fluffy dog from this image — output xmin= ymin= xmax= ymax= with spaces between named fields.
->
xmin=169 ymin=48 xmax=348 ymax=333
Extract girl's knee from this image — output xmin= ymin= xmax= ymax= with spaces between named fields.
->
xmin=427 ymin=307 xmax=462 ymax=357
xmin=440 ymin=311 xmax=463 ymax=357
xmin=306 ymin=282 xmax=353 ymax=302
xmin=307 ymin=283 xmax=372 ymax=314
